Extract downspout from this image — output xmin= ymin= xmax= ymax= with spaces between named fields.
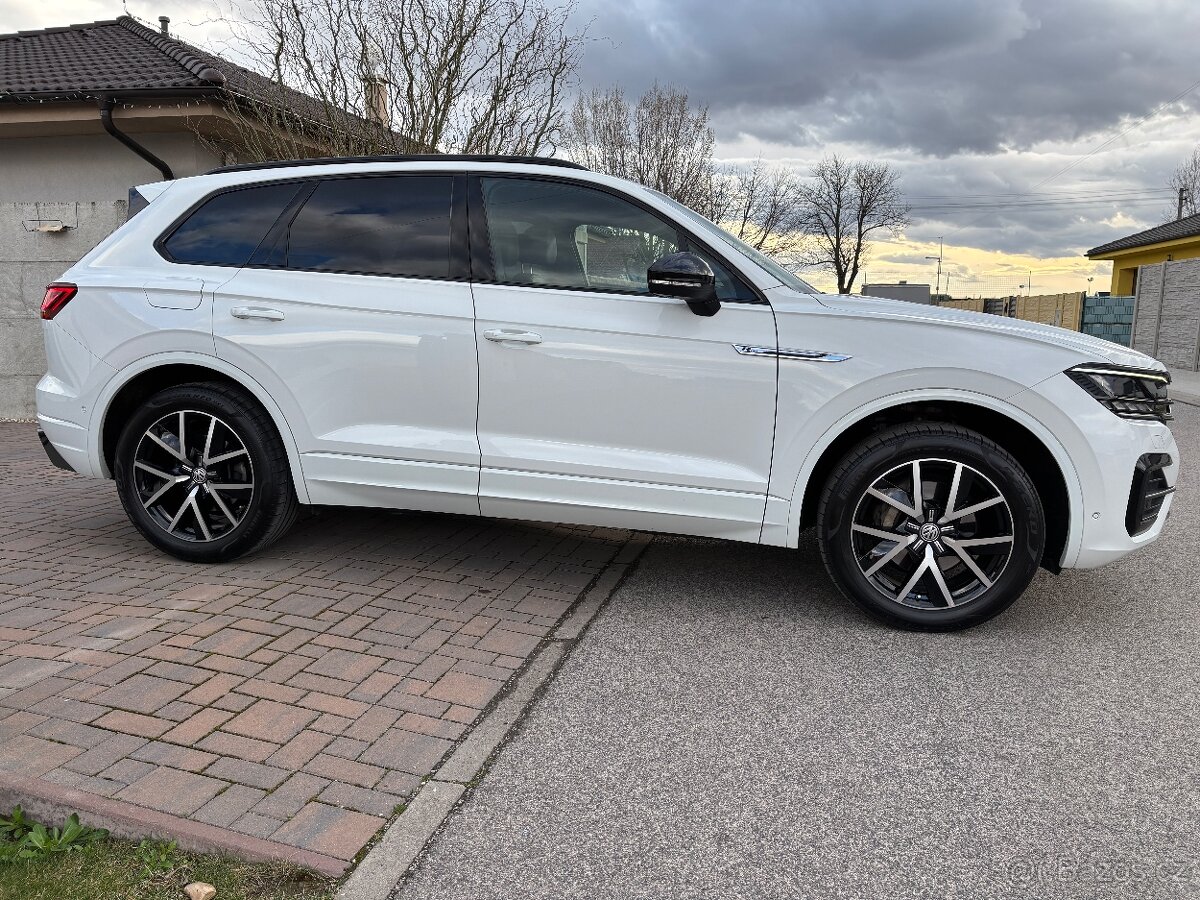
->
xmin=98 ymin=97 xmax=174 ymax=180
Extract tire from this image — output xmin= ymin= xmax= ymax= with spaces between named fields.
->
xmin=817 ymin=422 xmax=1044 ymax=631
xmin=114 ymin=382 xmax=299 ymax=563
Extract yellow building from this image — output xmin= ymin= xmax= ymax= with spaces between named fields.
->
xmin=1087 ymin=213 xmax=1200 ymax=295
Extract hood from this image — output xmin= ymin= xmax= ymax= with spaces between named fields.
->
xmin=806 ymin=293 xmax=1163 ymax=372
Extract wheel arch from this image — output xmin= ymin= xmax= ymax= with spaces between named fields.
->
xmin=91 ymin=353 xmax=310 ymax=504
xmin=786 ymin=394 xmax=1079 ymax=572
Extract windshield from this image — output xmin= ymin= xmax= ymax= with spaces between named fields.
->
xmin=649 ymin=190 xmax=818 ymax=294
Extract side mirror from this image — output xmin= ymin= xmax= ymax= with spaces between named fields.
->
xmin=648 ymin=252 xmax=721 ymax=317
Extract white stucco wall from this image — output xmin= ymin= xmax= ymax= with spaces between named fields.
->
xmin=0 ymin=129 xmax=222 ymax=419
xmin=0 ymin=131 xmax=220 ymax=200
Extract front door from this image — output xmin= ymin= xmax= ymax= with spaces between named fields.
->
xmin=213 ymin=173 xmax=480 ymax=514
xmin=470 ymin=175 xmax=778 ymax=541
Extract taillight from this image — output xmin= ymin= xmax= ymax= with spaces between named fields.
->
xmin=41 ymin=283 xmax=77 ymax=320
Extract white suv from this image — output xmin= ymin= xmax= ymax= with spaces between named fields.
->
xmin=36 ymin=155 xmax=1179 ymax=630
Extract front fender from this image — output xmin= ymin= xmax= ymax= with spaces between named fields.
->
xmin=765 ymin=382 xmax=1084 ymax=569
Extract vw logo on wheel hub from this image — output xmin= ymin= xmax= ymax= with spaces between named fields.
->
xmin=191 ymin=468 xmax=209 ymax=485
xmin=918 ymin=522 xmax=942 ymax=543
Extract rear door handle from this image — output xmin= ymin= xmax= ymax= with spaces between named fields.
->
xmin=483 ymin=329 xmax=542 ymax=345
xmin=231 ymin=306 xmax=285 ymax=321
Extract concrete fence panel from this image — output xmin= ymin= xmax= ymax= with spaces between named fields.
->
xmin=937 ymin=299 xmax=986 ymax=313
xmin=1132 ymin=259 xmax=1200 ymax=371
xmin=1014 ymin=292 xmax=1084 ymax=330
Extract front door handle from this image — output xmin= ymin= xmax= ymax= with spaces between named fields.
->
xmin=231 ymin=306 xmax=285 ymax=321
xmin=483 ymin=329 xmax=542 ymax=345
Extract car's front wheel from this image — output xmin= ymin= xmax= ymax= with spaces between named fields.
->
xmin=818 ymin=423 xmax=1045 ymax=631
xmin=114 ymin=383 xmax=298 ymax=563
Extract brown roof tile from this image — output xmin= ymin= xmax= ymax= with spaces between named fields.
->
xmin=0 ymin=16 xmax=342 ymax=126
xmin=1086 ymin=212 xmax=1200 ymax=257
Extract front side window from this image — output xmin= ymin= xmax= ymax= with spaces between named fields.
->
xmin=481 ymin=177 xmax=680 ymax=294
xmin=163 ymin=182 xmax=301 ymax=266
xmin=684 ymin=243 xmax=759 ymax=303
xmin=287 ymin=175 xmax=454 ymax=278
xmin=650 ymin=189 xmax=817 ymax=294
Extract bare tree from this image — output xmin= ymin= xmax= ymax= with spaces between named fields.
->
xmin=563 ymin=86 xmax=806 ymax=257
xmin=1167 ymin=145 xmax=1200 ymax=219
xmin=199 ymin=0 xmax=584 ymax=162
xmin=795 ymin=155 xmax=910 ymax=294
xmin=715 ymin=158 xmax=807 ymax=257
xmin=564 ymin=84 xmax=720 ymax=215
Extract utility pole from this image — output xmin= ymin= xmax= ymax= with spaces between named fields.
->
xmin=925 ymin=237 xmax=944 ymax=298
xmin=1179 ymin=187 xmax=1190 ymax=221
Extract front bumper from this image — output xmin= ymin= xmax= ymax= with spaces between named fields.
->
xmin=1126 ymin=452 xmax=1174 ymax=536
xmin=1023 ymin=372 xmax=1180 ymax=570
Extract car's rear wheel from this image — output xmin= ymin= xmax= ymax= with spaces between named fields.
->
xmin=114 ymin=383 xmax=298 ymax=563
xmin=817 ymin=423 xmax=1044 ymax=631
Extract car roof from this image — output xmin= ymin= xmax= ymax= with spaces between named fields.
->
xmin=157 ymin=154 xmax=631 ymax=203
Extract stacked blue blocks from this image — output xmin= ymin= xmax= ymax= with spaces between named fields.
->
xmin=1080 ymin=295 xmax=1135 ymax=347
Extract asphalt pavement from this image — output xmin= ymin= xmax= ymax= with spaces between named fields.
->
xmin=396 ymin=403 xmax=1199 ymax=900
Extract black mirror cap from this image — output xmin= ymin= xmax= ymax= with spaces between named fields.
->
xmin=648 ymin=252 xmax=721 ymax=316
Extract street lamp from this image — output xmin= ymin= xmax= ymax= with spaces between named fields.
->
xmin=925 ymin=237 xmax=944 ymax=297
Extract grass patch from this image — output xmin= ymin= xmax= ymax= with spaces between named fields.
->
xmin=0 ymin=837 xmax=335 ymax=900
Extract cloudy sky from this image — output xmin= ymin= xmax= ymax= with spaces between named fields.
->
xmin=4 ymin=0 xmax=1199 ymax=294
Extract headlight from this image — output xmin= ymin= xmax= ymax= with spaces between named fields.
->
xmin=1065 ymin=364 xmax=1172 ymax=423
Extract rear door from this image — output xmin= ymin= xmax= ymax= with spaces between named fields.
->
xmin=212 ymin=173 xmax=480 ymax=514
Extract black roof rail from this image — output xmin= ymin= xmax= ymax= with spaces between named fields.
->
xmin=207 ymin=153 xmax=587 ymax=175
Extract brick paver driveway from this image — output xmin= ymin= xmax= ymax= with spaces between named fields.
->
xmin=0 ymin=423 xmax=633 ymax=874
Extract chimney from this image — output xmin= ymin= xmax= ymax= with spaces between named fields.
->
xmin=365 ymin=75 xmax=390 ymax=128
xmin=158 ymin=16 xmax=170 ymax=35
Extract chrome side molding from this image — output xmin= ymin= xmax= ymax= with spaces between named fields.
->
xmin=733 ymin=345 xmax=852 ymax=363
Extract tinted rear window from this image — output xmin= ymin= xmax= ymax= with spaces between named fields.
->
xmin=286 ymin=176 xmax=453 ymax=278
xmin=163 ymin=182 xmax=300 ymax=266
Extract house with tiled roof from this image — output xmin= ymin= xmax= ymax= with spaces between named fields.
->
xmin=1086 ymin=212 xmax=1200 ymax=296
xmin=0 ymin=15 xmax=397 ymax=417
